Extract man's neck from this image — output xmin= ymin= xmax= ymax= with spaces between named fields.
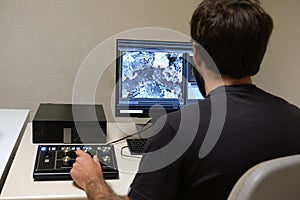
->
xmin=222 ymin=75 xmax=252 ymax=85
xmin=204 ymin=75 xmax=253 ymax=95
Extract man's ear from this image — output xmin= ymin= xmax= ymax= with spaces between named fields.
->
xmin=192 ymin=46 xmax=204 ymax=73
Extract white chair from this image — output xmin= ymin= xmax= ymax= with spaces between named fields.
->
xmin=228 ymin=154 xmax=300 ymax=200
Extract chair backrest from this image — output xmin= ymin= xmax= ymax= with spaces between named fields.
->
xmin=228 ymin=154 xmax=300 ymax=200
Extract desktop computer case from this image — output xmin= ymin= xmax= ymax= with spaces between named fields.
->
xmin=32 ymin=103 xmax=107 ymax=143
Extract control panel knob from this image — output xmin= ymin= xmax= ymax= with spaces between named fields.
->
xmin=62 ymin=156 xmax=71 ymax=166
xmin=100 ymin=147 xmax=111 ymax=154
xmin=102 ymin=155 xmax=111 ymax=165
xmin=63 ymin=147 xmax=71 ymax=153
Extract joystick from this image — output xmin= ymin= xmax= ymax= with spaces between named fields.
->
xmin=84 ymin=149 xmax=94 ymax=158
xmin=62 ymin=156 xmax=71 ymax=166
xmin=102 ymin=155 xmax=111 ymax=165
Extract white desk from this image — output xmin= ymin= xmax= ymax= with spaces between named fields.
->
xmin=0 ymin=109 xmax=29 ymax=194
xmin=0 ymin=122 xmax=141 ymax=200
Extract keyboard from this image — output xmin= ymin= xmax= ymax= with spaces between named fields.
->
xmin=126 ymin=138 xmax=148 ymax=155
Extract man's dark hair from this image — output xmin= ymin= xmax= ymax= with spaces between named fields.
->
xmin=190 ymin=0 xmax=273 ymax=79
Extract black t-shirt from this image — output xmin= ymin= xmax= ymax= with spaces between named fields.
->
xmin=128 ymin=85 xmax=300 ymax=200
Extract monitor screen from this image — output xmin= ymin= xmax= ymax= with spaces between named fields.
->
xmin=115 ymin=39 xmax=203 ymax=118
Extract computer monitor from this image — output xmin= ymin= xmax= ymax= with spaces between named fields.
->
xmin=115 ymin=39 xmax=203 ymax=119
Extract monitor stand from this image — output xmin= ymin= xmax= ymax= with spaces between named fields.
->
xmin=134 ymin=118 xmax=152 ymax=132
xmin=134 ymin=115 xmax=163 ymax=139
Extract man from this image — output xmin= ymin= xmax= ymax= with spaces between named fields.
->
xmin=71 ymin=0 xmax=300 ymax=199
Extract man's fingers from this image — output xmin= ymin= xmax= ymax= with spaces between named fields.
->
xmin=75 ymin=150 xmax=94 ymax=159
xmin=93 ymin=155 xmax=99 ymax=162
xmin=75 ymin=150 xmax=86 ymax=156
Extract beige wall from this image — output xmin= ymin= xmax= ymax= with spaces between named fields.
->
xmin=0 ymin=0 xmax=299 ymax=121
xmin=255 ymin=0 xmax=300 ymax=106
xmin=0 ymin=0 xmax=199 ymax=120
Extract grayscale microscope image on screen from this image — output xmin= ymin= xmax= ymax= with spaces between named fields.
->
xmin=121 ymin=51 xmax=183 ymax=100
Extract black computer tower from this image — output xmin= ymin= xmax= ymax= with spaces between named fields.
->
xmin=32 ymin=103 xmax=107 ymax=143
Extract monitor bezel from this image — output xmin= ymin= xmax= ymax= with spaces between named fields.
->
xmin=115 ymin=39 xmax=195 ymax=118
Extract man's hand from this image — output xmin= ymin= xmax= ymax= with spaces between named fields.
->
xmin=70 ymin=150 xmax=103 ymax=191
xmin=70 ymin=150 xmax=129 ymax=200
xmin=70 ymin=150 xmax=111 ymax=199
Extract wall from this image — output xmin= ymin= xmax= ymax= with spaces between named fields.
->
xmin=0 ymin=0 xmax=199 ymax=120
xmin=255 ymin=0 xmax=300 ymax=106
xmin=0 ymin=0 xmax=299 ymax=121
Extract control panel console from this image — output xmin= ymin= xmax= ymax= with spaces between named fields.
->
xmin=33 ymin=144 xmax=118 ymax=180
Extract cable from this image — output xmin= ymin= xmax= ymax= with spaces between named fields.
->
xmin=120 ymin=146 xmax=142 ymax=158
xmin=106 ymin=122 xmax=154 ymax=145
xmin=106 ymin=132 xmax=140 ymax=145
